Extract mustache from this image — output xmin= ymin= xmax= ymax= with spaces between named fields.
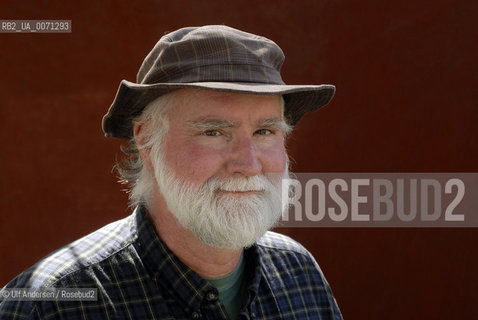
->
xmin=202 ymin=174 xmax=283 ymax=193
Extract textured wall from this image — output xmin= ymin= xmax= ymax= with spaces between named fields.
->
xmin=1 ymin=1 xmax=477 ymax=319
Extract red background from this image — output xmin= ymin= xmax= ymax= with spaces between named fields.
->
xmin=1 ymin=1 xmax=477 ymax=319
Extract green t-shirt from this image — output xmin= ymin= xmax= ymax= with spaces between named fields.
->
xmin=206 ymin=254 xmax=246 ymax=320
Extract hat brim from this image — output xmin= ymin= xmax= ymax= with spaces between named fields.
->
xmin=102 ymin=80 xmax=336 ymax=139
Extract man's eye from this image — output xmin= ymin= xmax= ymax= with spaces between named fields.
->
xmin=203 ymin=130 xmax=221 ymax=136
xmin=255 ymin=129 xmax=273 ymax=135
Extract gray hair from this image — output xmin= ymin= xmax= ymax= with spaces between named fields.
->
xmin=116 ymin=94 xmax=175 ymax=208
xmin=115 ymin=91 xmax=291 ymax=208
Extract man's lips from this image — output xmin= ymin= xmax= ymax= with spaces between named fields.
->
xmin=217 ymin=189 xmax=264 ymax=196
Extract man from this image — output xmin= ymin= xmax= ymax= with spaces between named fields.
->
xmin=0 ymin=25 xmax=342 ymax=319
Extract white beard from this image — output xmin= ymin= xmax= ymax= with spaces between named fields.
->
xmin=153 ymin=157 xmax=288 ymax=249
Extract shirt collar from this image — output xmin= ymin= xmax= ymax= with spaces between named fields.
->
xmin=243 ymin=242 xmax=262 ymax=305
xmin=131 ymin=205 xmax=263 ymax=311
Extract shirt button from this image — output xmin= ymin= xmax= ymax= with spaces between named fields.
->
xmin=206 ymin=292 xmax=218 ymax=301
xmin=191 ymin=311 xmax=201 ymax=319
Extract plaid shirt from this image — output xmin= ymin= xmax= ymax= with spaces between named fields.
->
xmin=0 ymin=206 xmax=342 ymax=319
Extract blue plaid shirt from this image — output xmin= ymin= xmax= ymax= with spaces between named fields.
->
xmin=0 ymin=206 xmax=342 ymax=319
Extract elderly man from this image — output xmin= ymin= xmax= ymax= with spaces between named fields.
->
xmin=0 ymin=25 xmax=342 ymax=319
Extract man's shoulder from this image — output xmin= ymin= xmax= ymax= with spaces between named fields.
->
xmin=252 ymin=233 xmax=342 ymax=319
xmin=254 ymin=231 xmax=325 ymax=281
xmin=256 ymin=231 xmax=311 ymax=257
xmin=4 ymin=213 xmax=136 ymax=289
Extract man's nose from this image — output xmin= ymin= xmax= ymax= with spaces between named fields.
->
xmin=226 ymin=136 xmax=262 ymax=176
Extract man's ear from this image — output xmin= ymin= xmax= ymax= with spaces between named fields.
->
xmin=133 ymin=122 xmax=155 ymax=173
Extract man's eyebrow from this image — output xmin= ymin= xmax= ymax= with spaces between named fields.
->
xmin=187 ymin=119 xmax=239 ymax=130
xmin=187 ymin=117 xmax=291 ymax=133
xmin=258 ymin=118 xmax=292 ymax=133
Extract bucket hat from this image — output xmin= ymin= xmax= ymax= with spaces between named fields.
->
xmin=102 ymin=25 xmax=335 ymax=139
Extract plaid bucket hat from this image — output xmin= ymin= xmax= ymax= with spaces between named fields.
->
xmin=102 ymin=25 xmax=335 ymax=139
